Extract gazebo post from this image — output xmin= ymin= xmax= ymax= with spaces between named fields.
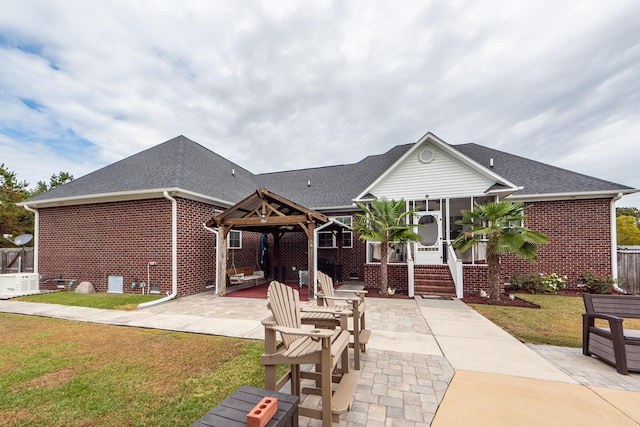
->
xmin=217 ymin=225 xmax=230 ymax=295
xmin=306 ymin=220 xmax=316 ymax=300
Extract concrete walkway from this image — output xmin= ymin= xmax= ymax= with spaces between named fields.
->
xmin=1 ymin=293 xmax=639 ymax=426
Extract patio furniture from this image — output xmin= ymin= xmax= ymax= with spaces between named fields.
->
xmin=582 ymin=293 xmax=640 ymax=374
xmin=316 ymin=271 xmax=370 ymax=370
xmin=190 ymin=385 xmax=299 ymax=427
xmin=229 ymin=266 xmax=265 ymax=286
xmin=261 ymin=281 xmax=357 ymax=426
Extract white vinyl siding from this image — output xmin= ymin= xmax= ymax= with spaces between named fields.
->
xmin=369 ymin=144 xmax=494 ymax=200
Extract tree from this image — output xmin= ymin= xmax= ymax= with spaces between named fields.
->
xmin=616 ymin=207 xmax=640 ymax=222
xmin=354 ymin=198 xmax=421 ymax=294
xmin=31 ymin=171 xmax=74 ymax=197
xmin=451 ymin=200 xmax=549 ymax=301
xmin=617 ymin=215 xmax=640 ymax=246
xmin=0 ymin=164 xmax=32 ymax=247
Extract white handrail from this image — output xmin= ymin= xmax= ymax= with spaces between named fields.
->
xmin=447 ymin=245 xmax=463 ymax=298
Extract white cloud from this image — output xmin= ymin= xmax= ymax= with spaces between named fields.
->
xmin=0 ymin=0 xmax=639 ymax=206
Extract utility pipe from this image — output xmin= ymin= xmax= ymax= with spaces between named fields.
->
xmin=203 ymin=224 xmax=219 ymax=294
xmin=138 ymin=192 xmax=178 ymax=308
xmin=23 ymin=205 xmax=38 ymax=274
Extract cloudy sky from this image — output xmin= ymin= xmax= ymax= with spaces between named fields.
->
xmin=1 ymin=1 xmax=639 ymax=207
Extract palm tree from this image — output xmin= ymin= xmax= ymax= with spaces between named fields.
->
xmin=354 ymin=198 xmax=421 ymax=294
xmin=451 ymin=200 xmax=549 ymax=301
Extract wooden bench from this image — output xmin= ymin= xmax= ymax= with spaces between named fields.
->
xmin=583 ymin=293 xmax=640 ymax=374
xmin=229 ymin=266 xmax=265 ymax=286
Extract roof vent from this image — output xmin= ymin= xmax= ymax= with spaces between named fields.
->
xmin=232 ymin=168 xmax=235 ymax=176
xmin=307 ymin=180 xmax=311 ymax=187
xmin=489 ymin=158 xmax=494 ymax=168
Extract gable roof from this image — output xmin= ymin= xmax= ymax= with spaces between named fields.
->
xmin=22 ymin=134 xmax=635 ymax=209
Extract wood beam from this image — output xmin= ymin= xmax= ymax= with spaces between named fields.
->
xmin=224 ymin=215 xmax=308 ymax=227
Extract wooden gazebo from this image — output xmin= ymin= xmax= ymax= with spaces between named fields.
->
xmin=206 ymin=188 xmax=348 ymax=298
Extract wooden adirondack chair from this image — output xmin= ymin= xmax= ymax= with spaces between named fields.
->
xmin=316 ymin=271 xmax=371 ymax=370
xmin=261 ymin=281 xmax=358 ymax=426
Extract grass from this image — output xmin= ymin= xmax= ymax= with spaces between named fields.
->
xmin=0 ymin=313 xmax=267 ymax=426
xmin=14 ymin=291 xmax=162 ymax=311
xmin=469 ymin=294 xmax=640 ymax=347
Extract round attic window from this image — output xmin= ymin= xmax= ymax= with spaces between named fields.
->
xmin=419 ymin=149 xmax=435 ymax=164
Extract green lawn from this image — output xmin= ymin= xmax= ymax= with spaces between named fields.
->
xmin=0 ymin=313 xmax=266 ymax=426
xmin=14 ymin=291 xmax=162 ymax=311
xmin=469 ymin=294 xmax=640 ymax=347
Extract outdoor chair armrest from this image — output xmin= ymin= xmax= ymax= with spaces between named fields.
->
xmin=335 ymin=289 xmax=368 ymax=295
xmin=302 ymin=306 xmax=353 ymax=316
xmin=319 ymin=295 xmax=359 ymax=303
xmin=267 ymin=325 xmax=334 ymax=338
xmin=261 ymin=316 xmax=277 ymax=327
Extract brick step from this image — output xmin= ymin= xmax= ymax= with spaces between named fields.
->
xmin=415 ymin=288 xmax=456 ymax=297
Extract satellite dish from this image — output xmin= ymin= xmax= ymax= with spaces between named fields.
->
xmin=12 ymin=234 xmax=33 ymax=246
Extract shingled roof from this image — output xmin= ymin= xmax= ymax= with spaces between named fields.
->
xmin=24 ymin=135 xmax=633 ymax=209
xmin=454 ymin=143 xmax=633 ymax=196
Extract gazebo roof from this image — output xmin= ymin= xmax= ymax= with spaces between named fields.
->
xmin=207 ymin=188 xmax=344 ymax=234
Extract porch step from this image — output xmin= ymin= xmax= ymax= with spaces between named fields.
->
xmin=414 ymin=266 xmax=456 ymax=297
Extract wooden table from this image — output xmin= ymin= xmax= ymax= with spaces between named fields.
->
xmin=191 ymin=386 xmax=299 ymax=427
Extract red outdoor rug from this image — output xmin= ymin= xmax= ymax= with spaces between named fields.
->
xmin=226 ymin=282 xmax=309 ymax=301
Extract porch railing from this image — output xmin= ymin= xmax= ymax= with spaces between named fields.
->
xmin=447 ymin=245 xmax=463 ymax=298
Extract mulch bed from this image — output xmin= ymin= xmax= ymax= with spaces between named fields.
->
xmin=461 ymin=293 xmax=541 ymax=308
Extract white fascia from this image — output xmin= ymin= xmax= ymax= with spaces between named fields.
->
xmin=17 ymin=188 xmax=235 ymax=209
xmin=506 ymin=188 xmax=639 ymax=203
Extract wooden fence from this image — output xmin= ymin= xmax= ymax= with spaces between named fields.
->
xmin=0 ymin=248 xmax=34 ymax=274
xmin=618 ymin=247 xmax=640 ymax=294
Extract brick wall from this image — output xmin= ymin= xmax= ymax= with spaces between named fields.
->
xmin=39 ymin=197 xmax=222 ymax=296
xmin=501 ymin=199 xmax=612 ymax=290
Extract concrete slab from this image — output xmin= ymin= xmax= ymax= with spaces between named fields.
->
xmin=426 ymin=317 xmax=516 ymax=340
xmin=368 ymin=330 xmax=443 ymax=356
xmin=435 ymin=335 xmax=576 ymax=382
xmin=590 ymin=386 xmax=640 ymax=424
xmin=432 ymin=371 xmax=639 ymax=427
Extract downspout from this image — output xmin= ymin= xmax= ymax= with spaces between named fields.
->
xmin=23 ymin=205 xmax=38 ymax=274
xmin=203 ymin=224 xmax=219 ymax=294
xmin=406 ymin=241 xmax=414 ymax=298
xmin=138 ymin=191 xmax=178 ymax=309
xmin=611 ymin=193 xmax=623 ymax=280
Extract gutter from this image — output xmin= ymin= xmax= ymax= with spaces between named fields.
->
xmin=203 ymin=224 xmax=219 ymax=294
xmin=23 ymin=205 xmax=38 ymax=274
xmin=138 ymin=191 xmax=178 ymax=309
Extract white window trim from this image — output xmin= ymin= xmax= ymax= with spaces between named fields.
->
xmin=318 ymin=216 xmax=353 ymax=248
xmin=227 ymin=230 xmax=242 ymax=249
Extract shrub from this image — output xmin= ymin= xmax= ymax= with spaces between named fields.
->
xmin=581 ymin=271 xmax=621 ymax=294
xmin=507 ymin=273 xmax=567 ymax=294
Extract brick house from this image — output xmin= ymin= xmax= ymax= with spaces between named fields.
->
xmin=21 ymin=132 xmax=636 ymax=300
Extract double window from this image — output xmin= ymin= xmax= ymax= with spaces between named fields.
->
xmin=318 ymin=216 xmax=353 ymax=248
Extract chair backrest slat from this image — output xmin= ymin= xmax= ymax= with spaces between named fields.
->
xmin=317 ymin=271 xmax=336 ymax=306
xmin=267 ymin=281 xmax=303 ymax=348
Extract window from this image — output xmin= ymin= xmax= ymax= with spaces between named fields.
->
xmin=228 ymin=230 xmax=242 ymax=249
xmin=318 ymin=216 xmax=353 ymax=248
